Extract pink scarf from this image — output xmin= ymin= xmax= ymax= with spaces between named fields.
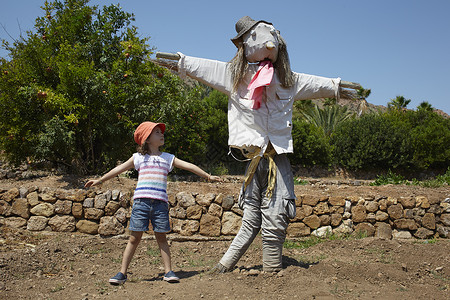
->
xmin=247 ymin=60 xmax=274 ymax=109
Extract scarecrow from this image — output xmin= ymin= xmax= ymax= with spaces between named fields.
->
xmin=156 ymin=16 xmax=361 ymax=272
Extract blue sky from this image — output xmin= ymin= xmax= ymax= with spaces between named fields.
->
xmin=1 ymin=0 xmax=449 ymax=114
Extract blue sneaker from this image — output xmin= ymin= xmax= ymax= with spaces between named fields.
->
xmin=163 ymin=270 xmax=179 ymax=283
xmin=109 ymin=272 xmax=127 ymax=285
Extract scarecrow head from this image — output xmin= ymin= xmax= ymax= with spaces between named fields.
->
xmin=229 ymin=16 xmax=294 ymax=90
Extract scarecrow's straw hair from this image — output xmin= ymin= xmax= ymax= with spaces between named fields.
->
xmin=228 ymin=32 xmax=295 ymax=91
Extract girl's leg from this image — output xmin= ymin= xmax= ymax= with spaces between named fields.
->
xmin=154 ymin=232 xmax=172 ymax=273
xmin=120 ymin=231 xmax=143 ymax=275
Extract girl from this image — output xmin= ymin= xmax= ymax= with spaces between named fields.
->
xmin=85 ymin=121 xmax=221 ymax=284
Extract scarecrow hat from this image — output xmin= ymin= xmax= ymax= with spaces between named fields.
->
xmin=231 ymin=16 xmax=272 ymax=47
xmin=134 ymin=121 xmax=165 ymax=146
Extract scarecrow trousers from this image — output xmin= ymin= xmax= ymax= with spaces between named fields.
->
xmin=219 ymin=154 xmax=293 ymax=272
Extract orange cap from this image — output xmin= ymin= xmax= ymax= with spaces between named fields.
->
xmin=134 ymin=122 xmax=166 ymax=145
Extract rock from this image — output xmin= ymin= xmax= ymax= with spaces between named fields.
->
xmin=84 ymin=208 xmax=104 ymax=220
xmin=302 ymin=195 xmax=319 ymax=206
xmin=176 ymin=192 xmax=196 ymax=208
xmin=221 ymin=212 xmax=242 ymax=235
xmin=231 ymin=203 xmax=243 ymax=216
xmin=392 ymin=230 xmax=412 ymax=239
xmin=40 ymin=192 xmax=56 ymax=203
xmin=330 ymin=213 xmax=342 ymax=226
xmin=170 ymin=206 xmax=187 ymax=219
xmin=313 ymin=202 xmax=329 ymax=215
xmin=365 ymin=201 xmax=379 ymax=213
xmin=199 ymin=214 xmax=221 ymax=236
xmin=399 ymin=197 xmax=415 ymax=209
xmin=378 ymin=199 xmax=388 ymax=211
xmin=344 ymin=200 xmax=352 ymax=213
xmin=387 ymin=204 xmax=403 ymax=220
xmin=65 ymin=190 xmax=88 ymax=202
xmin=26 ymin=191 xmax=39 ymax=207
xmin=168 ymin=194 xmax=177 ymax=206
xmin=221 ymin=195 xmax=235 ymax=210
xmin=292 ymin=205 xmax=313 ymax=221
xmin=4 ymin=217 xmax=27 ymax=228
xmin=0 ymin=200 xmax=12 ymax=216
xmin=375 ymin=222 xmax=392 ymax=239
xmin=12 ymin=198 xmax=30 ymax=218
xmin=30 ymin=203 xmax=54 ymax=217
xmin=76 ymin=220 xmax=99 ymax=234
xmin=311 ymin=226 xmax=332 ymax=238
xmin=214 ymin=193 xmax=224 ymax=205
xmin=1 ymin=188 xmax=19 ymax=202
xmin=48 ymin=215 xmax=76 ymax=232
xmin=414 ymin=227 xmax=434 ymax=239
xmin=427 ymin=205 xmax=442 ymax=214
xmin=83 ymin=198 xmax=94 ymax=208
xmin=319 ymin=214 xmax=331 ymax=226
xmin=354 ymin=223 xmax=375 ymax=237
xmin=303 ymin=215 xmax=321 ymax=229
xmin=333 ymin=219 xmax=353 ymax=236
xmin=114 ymin=207 xmax=128 ymax=224
xmin=351 ymin=205 xmax=367 ymax=223
xmin=421 ymin=213 xmax=436 ymax=230
xmin=436 ymin=225 xmax=449 ymax=238
xmin=394 ymin=219 xmax=418 ymax=230
xmin=186 ymin=205 xmax=202 ymax=219
xmin=441 ymin=202 xmax=450 ymax=213
xmin=179 ymin=219 xmax=200 ymax=236
xmin=98 ymin=216 xmax=125 ymax=236
xmin=196 ymin=193 xmax=216 ymax=206
xmin=415 ymin=196 xmax=430 ymax=209
xmin=54 ymin=200 xmax=72 ymax=215
xmin=287 ymin=222 xmax=310 ymax=237
xmin=119 ymin=192 xmax=131 ymax=208
xmin=94 ymin=194 xmax=107 ymax=209
xmin=440 ymin=214 xmax=450 ymax=226
xmin=27 ymin=216 xmax=48 ymax=231
xmin=19 ymin=187 xmax=29 ymax=198
xmin=104 ymin=201 xmax=120 ymax=216
xmin=328 ymin=196 xmax=346 ymax=206
xmin=375 ymin=211 xmax=389 ymax=221
xmin=208 ymin=203 xmax=223 ymax=218
xmin=111 ymin=189 xmax=121 ymax=201
xmin=72 ymin=203 xmax=83 ymax=219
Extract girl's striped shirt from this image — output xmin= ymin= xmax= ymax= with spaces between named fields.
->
xmin=132 ymin=152 xmax=175 ymax=202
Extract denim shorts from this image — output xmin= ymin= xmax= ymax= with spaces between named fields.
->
xmin=129 ymin=198 xmax=170 ymax=233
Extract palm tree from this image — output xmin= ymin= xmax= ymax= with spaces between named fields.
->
xmin=416 ymin=101 xmax=434 ymax=112
xmin=388 ymin=95 xmax=411 ymax=111
xmin=356 ymin=87 xmax=371 ymax=116
xmin=300 ymin=104 xmax=354 ymax=136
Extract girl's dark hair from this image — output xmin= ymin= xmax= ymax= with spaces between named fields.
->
xmin=137 ymin=138 xmax=151 ymax=155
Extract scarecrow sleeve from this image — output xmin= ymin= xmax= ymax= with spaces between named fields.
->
xmin=293 ymin=72 xmax=341 ymax=101
xmin=177 ymin=53 xmax=232 ymax=95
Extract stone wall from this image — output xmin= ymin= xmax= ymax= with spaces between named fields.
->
xmin=1 ymin=186 xmax=449 ymax=239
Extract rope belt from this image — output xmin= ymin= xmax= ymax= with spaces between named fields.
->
xmin=243 ymin=144 xmax=277 ymax=199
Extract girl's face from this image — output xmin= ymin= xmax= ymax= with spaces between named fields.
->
xmin=147 ymin=126 xmax=165 ymax=148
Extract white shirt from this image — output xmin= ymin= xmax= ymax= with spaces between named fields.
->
xmin=178 ymin=53 xmax=340 ymax=156
xmin=133 ymin=152 xmax=174 ymax=202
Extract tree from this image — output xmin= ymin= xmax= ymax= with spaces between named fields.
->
xmin=300 ymin=104 xmax=354 ymax=136
xmin=0 ymin=0 xmax=203 ymax=173
xmin=388 ymin=95 xmax=411 ymax=111
xmin=416 ymin=101 xmax=434 ymax=112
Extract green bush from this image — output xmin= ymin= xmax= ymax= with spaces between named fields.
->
xmin=288 ymin=119 xmax=332 ymax=167
xmin=331 ymin=113 xmax=412 ymax=170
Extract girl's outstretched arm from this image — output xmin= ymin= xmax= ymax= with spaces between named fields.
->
xmin=85 ymin=156 xmax=135 ymax=187
xmin=173 ymin=157 xmax=221 ymax=182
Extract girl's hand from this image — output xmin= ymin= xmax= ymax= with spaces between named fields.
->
xmin=208 ymin=175 xmax=222 ymax=182
xmin=84 ymin=179 xmax=102 ymax=188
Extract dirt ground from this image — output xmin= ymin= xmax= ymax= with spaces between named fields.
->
xmin=1 ymin=174 xmax=449 ymax=299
